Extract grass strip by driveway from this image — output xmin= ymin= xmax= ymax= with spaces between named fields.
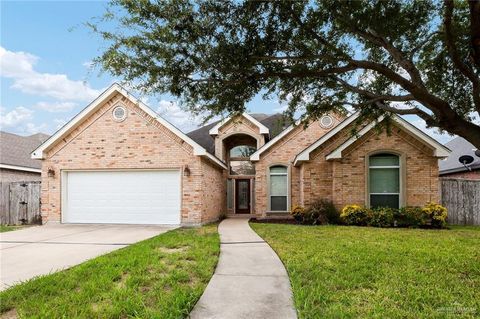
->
xmin=0 ymin=224 xmax=219 ymax=318
xmin=0 ymin=225 xmax=26 ymax=233
xmin=251 ymin=223 xmax=480 ymax=319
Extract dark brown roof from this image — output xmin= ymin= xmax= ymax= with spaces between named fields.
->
xmin=0 ymin=131 xmax=50 ymax=170
xmin=187 ymin=113 xmax=290 ymax=155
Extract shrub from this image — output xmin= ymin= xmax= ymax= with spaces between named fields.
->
xmin=422 ymin=202 xmax=448 ymax=228
xmin=309 ymin=199 xmax=340 ymax=225
xmin=370 ymin=207 xmax=394 ymax=227
xmin=340 ymin=205 xmax=370 ymax=226
xmin=291 ymin=205 xmax=305 ymax=223
xmin=395 ymin=206 xmax=425 ymax=227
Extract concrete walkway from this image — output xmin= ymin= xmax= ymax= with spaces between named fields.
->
xmin=189 ymin=218 xmax=297 ymax=319
xmin=0 ymin=224 xmax=175 ymax=291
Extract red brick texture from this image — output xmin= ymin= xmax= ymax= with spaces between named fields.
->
xmin=40 ymin=92 xmax=225 ymax=225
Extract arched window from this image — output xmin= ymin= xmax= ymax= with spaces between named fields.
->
xmin=269 ymin=165 xmax=288 ymax=211
xmin=369 ymin=153 xmax=400 ymax=209
xmin=229 ymin=145 xmax=256 ymax=158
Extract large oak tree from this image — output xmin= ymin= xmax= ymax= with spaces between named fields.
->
xmin=91 ymin=0 xmax=480 ymax=148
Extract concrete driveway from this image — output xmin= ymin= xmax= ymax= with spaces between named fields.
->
xmin=0 ymin=223 xmax=176 ymax=291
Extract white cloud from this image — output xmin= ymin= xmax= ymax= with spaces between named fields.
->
xmin=156 ymin=100 xmax=202 ymax=132
xmin=35 ymin=101 xmax=77 ymax=112
xmin=0 ymin=46 xmax=102 ymax=101
xmin=21 ymin=122 xmax=49 ymax=135
xmin=0 ymin=106 xmax=34 ymax=128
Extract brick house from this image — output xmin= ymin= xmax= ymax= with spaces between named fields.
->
xmin=32 ymin=84 xmax=450 ymax=225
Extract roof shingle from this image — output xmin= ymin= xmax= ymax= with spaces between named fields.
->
xmin=0 ymin=131 xmax=50 ymax=170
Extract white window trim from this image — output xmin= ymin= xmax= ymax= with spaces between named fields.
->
xmin=267 ymin=165 xmax=290 ymax=212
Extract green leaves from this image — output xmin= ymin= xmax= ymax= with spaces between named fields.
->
xmin=90 ymin=0 xmax=480 ymax=147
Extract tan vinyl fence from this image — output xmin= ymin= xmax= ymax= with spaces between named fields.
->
xmin=0 ymin=181 xmax=42 ymax=225
xmin=441 ymin=178 xmax=480 ymax=226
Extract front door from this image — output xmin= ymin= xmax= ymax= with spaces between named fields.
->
xmin=235 ymin=179 xmax=250 ymax=214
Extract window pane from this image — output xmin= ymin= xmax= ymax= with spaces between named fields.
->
xmin=230 ymin=145 xmax=256 ymax=158
xmin=227 ymin=179 xmax=233 ymax=209
xmin=271 ymin=196 xmax=287 ymax=211
xmin=270 ymin=166 xmax=287 ymax=174
xmin=369 ymin=168 xmax=399 ymax=193
xmin=270 ymin=175 xmax=287 ymax=196
xmin=370 ymin=154 xmax=399 ymax=166
xmin=370 ymin=194 xmax=399 ymax=209
xmin=230 ymin=161 xmax=255 ymax=175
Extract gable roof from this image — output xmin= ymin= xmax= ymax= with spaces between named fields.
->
xmin=324 ymin=115 xmax=450 ymax=160
xmin=208 ymin=113 xmax=270 ymax=135
xmin=439 ymin=137 xmax=480 ymax=174
xmin=1 ymin=131 xmax=50 ymax=172
xmin=187 ymin=113 xmax=288 ymax=155
xmin=31 ymin=83 xmax=227 ymax=169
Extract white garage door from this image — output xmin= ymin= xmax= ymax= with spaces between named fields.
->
xmin=63 ymin=170 xmax=181 ymax=225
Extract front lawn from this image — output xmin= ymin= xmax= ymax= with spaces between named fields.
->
xmin=0 ymin=225 xmax=219 ymax=318
xmin=251 ymin=223 xmax=480 ymax=319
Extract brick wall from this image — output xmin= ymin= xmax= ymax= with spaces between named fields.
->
xmin=253 ymin=114 xmax=343 ymax=215
xmin=255 ymin=117 xmax=441 ymax=216
xmin=41 ymin=92 xmax=224 ymax=225
xmin=440 ymin=169 xmax=480 ymax=180
xmin=304 ymin=122 xmax=439 ymax=210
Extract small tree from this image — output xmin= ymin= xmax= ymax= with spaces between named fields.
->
xmin=91 ymin=0 xmax=480 ymax=148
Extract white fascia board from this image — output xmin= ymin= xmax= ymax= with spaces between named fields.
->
xmin=293 ymin=112 xmax=361 ymax=165
xmin=324 ymin=114 xmax=451 ymax=160
xmin=250 ymin=120 xmax=301 ymax=161
xmin=325 ymin=116 xmax=384 ymax=160
xmin=391 ymin=115 xmax=451 ymax=157
xmin=208 ymin=113 xmax=269 ymax=135
xmin=31 ymin=83 xmax=227 ymax=169
xmin=0 ymin=164 xmax=42 ymax=173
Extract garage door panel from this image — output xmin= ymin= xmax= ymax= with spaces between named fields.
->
xmin=64 ymin=170 xmax=181 ymax=225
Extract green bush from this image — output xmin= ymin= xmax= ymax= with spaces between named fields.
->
xmin=422 ymin=202 xmax=448 ymax=228
xmin=290 ymin=199 xmax=340 ymax=225
xmin=369 ymin=207 xmax=394 ymax=227
xmin=340 ymin=205 xmax=370 ymax=226
xmin=395 ymin=206 xmax=425 ymax=227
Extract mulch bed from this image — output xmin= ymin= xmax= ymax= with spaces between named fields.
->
xmin=250 ymin=218 xmax=298 ymax=225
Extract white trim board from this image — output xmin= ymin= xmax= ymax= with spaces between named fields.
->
xmin=325 ymin=115 xmax=451 ymax=160
xmin=293 ymin=112 xmax=361 ymax=166
xmin=0 ymin=164 xmax=41 ymax=173
xmin=31 ymin=83 xmax=227 ymax=169
xmin=208 ymin=113 xmax=270 ymax=135
xmin=250 ymin=120 xmax=301 ymax=161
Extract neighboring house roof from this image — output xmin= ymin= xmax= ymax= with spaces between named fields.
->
xmin=208 ymin=113 xmax=270 ymax=135
xmin=31 ymin=83 xmax=227 ymax=169
xmin=439 ymin=137 xmax=480 ymax=175
xmin=0 ymin=131 xmax=49 ymax=172
xmin=187 ymin=113 xmax=289 ymax=155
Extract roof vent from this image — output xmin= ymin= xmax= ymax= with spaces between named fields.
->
xmin=319 ymin=115 xmax=334 ymax=129
xmin=112 ymin=105 xmax=127 ymax=122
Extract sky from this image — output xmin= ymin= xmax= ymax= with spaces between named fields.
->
xmin=0 ymin=0 xmax=453 ymax=144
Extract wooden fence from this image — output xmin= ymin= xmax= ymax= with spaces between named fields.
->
xmin=0 ymin=181 xmax=42 ymax=225
xmin=441 ymin=178 xmax=480 ymax=226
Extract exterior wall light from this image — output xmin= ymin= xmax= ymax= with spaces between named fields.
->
xmin=47 ymin=167 xmax=55 ymax=178
xmin=183 ymin=165 xmax=191 ymax=177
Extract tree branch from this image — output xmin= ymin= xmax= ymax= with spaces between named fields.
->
xmin=444 ymin=0 xmax=480 ymax=112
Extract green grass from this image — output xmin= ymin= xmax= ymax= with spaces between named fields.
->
xmin=0 ymin=225 xmax=219 ymax=318
xmin=0 ymin=225 xmax=25 ymax=233
xmin=251 ymin=223 xmax=480 ymax=319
